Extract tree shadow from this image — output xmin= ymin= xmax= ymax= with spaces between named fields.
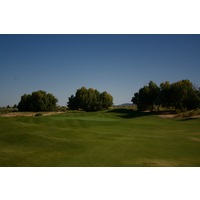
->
xmin=179 ymin=117 xmax=200 ymax=121
xmin=107 ymin=108 xmax=177 ymax=119
xmin=107 ymin=108 xmax=155 ymax=119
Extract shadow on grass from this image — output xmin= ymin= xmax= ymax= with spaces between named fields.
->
xmin=179 ymin=117 xmax=200 ymax=121
xmin=107 ymin=108 xmax=177 ymax=119
xmin=107 ymin=108 xmax=155 ymax=119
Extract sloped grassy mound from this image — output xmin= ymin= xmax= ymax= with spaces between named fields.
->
xmin=0 ymin=109 xmax=200 ymax=166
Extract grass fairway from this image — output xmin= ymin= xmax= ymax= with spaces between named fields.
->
xmin=0 ymin=109 xmax=200 ymax=166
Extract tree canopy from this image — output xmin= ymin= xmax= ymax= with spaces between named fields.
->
xmin=67 ymin=87 xmax=113 ymax=111
xmin=18 ymin=90 xmax=58 ymax=112
xmin=132 ymin=80 xmax=200 ymax=111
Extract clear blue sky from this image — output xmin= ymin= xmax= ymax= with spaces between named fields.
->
xmin=0 ymin=34 xmax=200 ymax=107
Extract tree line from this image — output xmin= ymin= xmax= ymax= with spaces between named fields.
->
xmin=17 ymin=80 xmax=200 ymax=112
xmin=18 ymin=87 xmax=113 ymax=112
xmin=67 ymin=87 xmax=113 ymax=111
xmin=132 ymin=79 xmax=200 ymax=111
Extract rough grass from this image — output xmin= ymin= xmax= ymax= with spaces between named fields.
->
xmin=0 ymin=109 xmax=200 ymax=166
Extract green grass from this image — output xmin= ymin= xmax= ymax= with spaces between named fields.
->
xmin=0 ymin=109 xmax=200 ymax=166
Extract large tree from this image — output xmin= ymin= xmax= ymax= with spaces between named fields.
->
xmin=131 ymin=81 xmax=159 ymax=111
xmin=170 ymin=80 xmax=200 ymax=110
xmin=132 ymin=79 xmax=200 ymax=111
xmin=67 ymin=87 xmax=113 ymax=111
xmin=18 ymin=90 xmax=58 ymax=112
xmin=99 ymin=91 xmax=113 ymax=109
xmin=160 ymin=81 xmax=172 ymax=108
xmin=67 ymin=95 xmax=79 ymax=110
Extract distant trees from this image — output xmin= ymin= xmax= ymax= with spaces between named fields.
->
xmin=16 ymin=80 xmax=200 ymax=113
xmin=67 ymin=87 xmax=113 ymax=111
xmin=18 ymin=90 xmax=58 ymax=112
xmin=132 ymin=80 xmax=200 ymax=111
xmin=17 ymin=87 xmax=113 ymax=112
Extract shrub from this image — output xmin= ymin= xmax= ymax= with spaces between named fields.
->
xmin=35 ymin=113 xmax=43 ymax=117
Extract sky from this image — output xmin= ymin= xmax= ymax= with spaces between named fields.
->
xmin=0 ymin=34 xmax=200 ymax=107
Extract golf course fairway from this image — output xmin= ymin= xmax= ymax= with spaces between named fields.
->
xmin=0 ymin=109 xmax=200 ymax=167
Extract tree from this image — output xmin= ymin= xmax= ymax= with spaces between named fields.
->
xmin=133 ymin=86 xmax=150 ymax=110
xmin=183 ymin=89 xmax=200 ymax=110
xmin=85 ymin=88 xmax=100 ymax=111
xmin=67 ymin=87 xmax=113 ymax=111
xmin=100 ymin=91 xmax=113 ymax=109
xmin=18 ymin=94 xmax=32 ymax=111
xmin=132 ymin=79 xmax=200 ymax=111
xmin=67 ymin=95 xmax=78 ymax=110
xmin=18 ymin=90 xmax=58 ymax=112
xmin=131 ymin=81 xmax=159 ymax=111
xmin=148 ymin=81 xmax=160 ymax=111
xmin=170 ymin=80 xmax=196 ymax=110
xmin=160 ymin=81 xmax=172 ymax=108
xmin=75 ymin=87 xmax=88 ymax=110
xmin=131 ymin=92 xmax=139 ymax=107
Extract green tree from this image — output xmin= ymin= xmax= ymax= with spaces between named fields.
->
xmin=67 ymin=95 xmax=78 ymax=110
xmin=170 ymin=80 xmax=195 ymax=110
xmin=183 ymin=89 xmax=200 ymax=110
xmin=148 ymin=81 xmax=160 ymax=111
xmin=99 ymin=91 xmax=113 ymax=109
xmin=131 ymin=92 xmax=139 ymax=107
xmin=160 ymin=81 xmax=172 ymax=108
xmin=132 ymin=86 xmax=150 ymax=111
xmin=132 ymin=79 xmax=200 ymax=112
xmin=75 ymin=87 xmax=88 ymax=110
xmin=18 ymin=90 xmax=58 ymax=112
xmin=131 ymin=81 xmax=159 ymax=111
xmin=85 ymin=88 xmax=100 ymax=111
xmin=46 ymin=93 xmax=58 ymax=111
xmin=18 ymin=94 xmax=32 ymax=111
xmin=67 ymin=87 xmax=113 ymax=111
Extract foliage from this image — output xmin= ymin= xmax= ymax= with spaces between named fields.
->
xmin=67 ymin=95 xmax=79 ymax=110
xmin=160 ymin=81 xmax=171 ymax=108
xmin=0 ymin=107 xmax=18 ymax=113
xmin=67 ymin=87 xmax=113 ymax=111
xmin=100 ymin=91 xmax=113 ymax=109
xmin=132 ymin=81 xmax=160 ymax=111
xmin=132 ymin=79 xmax=200 ymax=111
xmin=18 ymin=90 xmax=58 ymax=112
xmin=56 ymin=106 xmax=68 ymax=112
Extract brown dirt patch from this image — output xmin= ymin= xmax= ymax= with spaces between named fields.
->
xmin=159 ymin=113 xmax=200 ymax=119
xmin=190 ymin=115 xmax=200 ymax=119
xmin=158 ymin=114 xmax=177 ymax=119
xmin=0 ymin=112 xmax=64 ymax=117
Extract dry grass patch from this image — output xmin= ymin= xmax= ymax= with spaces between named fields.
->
xmin=0 ymin=112 xmax=64 ymax=117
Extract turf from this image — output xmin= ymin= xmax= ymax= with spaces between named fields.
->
xmin=0 ymin=109 xmax=200 ymax=166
